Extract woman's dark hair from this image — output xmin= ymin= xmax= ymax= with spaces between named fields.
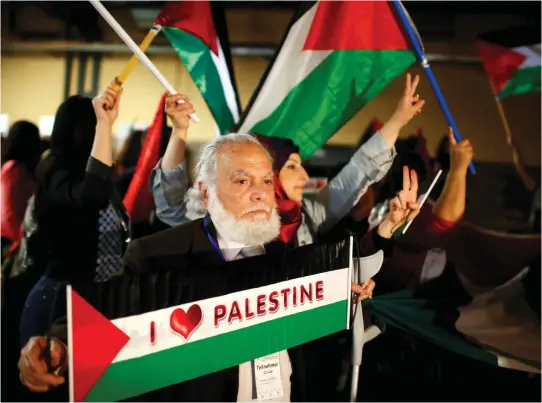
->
xmin=116 ymin=129 xmax=145 ymax=169
xmin=45 ymin=95 xmax=97 ymax=175
xmin=2 ymin=120 xmax=42 ymax=175
xmin=434 ymin=135 xmax=451 ymax=171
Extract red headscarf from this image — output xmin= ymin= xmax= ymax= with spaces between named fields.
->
xmin=253 ymin=135 xmax=303 ymax=244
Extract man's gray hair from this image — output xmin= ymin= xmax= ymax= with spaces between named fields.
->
xmin=185 ymin=132 xmax=273 ymax=215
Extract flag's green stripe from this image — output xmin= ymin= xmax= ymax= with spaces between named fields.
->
xmin=363 ymin=290 xmax=499 ymax=366
xmin=163 ymin=27 xmax=235 ymax=134
xmin=498 ymin=66 xmax=542 ymax=99
xmin=250 ymin=50 xmax=415 ymax=160
xmin=85 ymin=300 xmax=347 ymax=402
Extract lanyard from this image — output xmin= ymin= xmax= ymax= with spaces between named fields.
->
xmin=203 ymin=216 xmax=226 ymax=262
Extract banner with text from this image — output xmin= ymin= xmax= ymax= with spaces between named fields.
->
xmin=67 ymin=240 xmax=353 ymax=402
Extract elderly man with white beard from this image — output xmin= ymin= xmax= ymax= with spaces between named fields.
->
xmin=119 ymin=131 xmax=417 ymax=402
xmin=17 ymin=131 xmax=420 ymax=401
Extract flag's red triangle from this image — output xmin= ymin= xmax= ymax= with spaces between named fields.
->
xmin=155 ymin=1 xmax=219 ymax=55
xmin=476 ymin=39 xmax=526 ymax=94
xmin=303 ymin=1 xmax=410 ymax=51
xmin=71 ymin=289 xmax=130 ymax=402
xmin=123 ymin=94 xmax=166 ymax=223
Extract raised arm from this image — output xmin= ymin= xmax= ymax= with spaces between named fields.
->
xmin=42 ymin=85 xmax=120 ymax=209
xmin=304 ymin=73 xmax=425 ymax=234
xmin=432 ymin=127 xmax=473 ymax=223
xmin=151 ymin=94 xmax=203 ymax=227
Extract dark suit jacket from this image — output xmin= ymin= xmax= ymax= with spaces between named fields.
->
xmin=122 ymin=217 xmax=393 ymax=402
xmin=123 ymin=217 xmax=305 ymax=401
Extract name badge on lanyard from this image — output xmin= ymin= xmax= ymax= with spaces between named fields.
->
xmin=252 ymin=353 xmax=284 ymax=401
xmin=205 ymin=217 xmax=283 ymax=401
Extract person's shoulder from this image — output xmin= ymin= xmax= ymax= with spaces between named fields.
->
xmin=127 ymin=218 xmax=204 ymax=256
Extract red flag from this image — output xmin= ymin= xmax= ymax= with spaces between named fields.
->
xmin=123 ymin=94 xmax=166 ymax=222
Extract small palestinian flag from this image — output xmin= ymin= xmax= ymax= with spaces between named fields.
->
xmin=236 ymin=1 xmax=416 ymax=160
xmin=155 ymin=1 xmax=241 ymax=135
xmin=477 ymin=26 xmax=541 ymax=99
xmin=365 ymin=220 xmax=541 ymax=373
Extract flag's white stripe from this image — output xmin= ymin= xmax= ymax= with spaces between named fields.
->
xmin=239 ymin=3 xmax=333 ymax=133
xmin=211 ymin=38 xmax=240 ymax=124
xmin=112 ymin=268 xmax=349 ymax=363
xmin=514 ymin=44 xmax=541 ymax=69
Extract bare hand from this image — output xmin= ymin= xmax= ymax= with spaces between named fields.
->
xmin=390 ymin=73 xmax=425 ymax=128
xmin=449 ymin=127 xmax=474 ymax=173
xmin=165 ymin=93 xmax=196 ymax=131
xmin=378 ymin=167 xmax=420 ymax=237
xmin=92 ymin=82 xmax=122 ymax=125
xmin=352 ymin=279 xmax=375 ymax=302
xmin=18 ymin=336 xmax=66 ymax=392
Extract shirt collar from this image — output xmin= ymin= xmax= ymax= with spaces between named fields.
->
xmin=214 ymin=220 xmax=266 ymax=261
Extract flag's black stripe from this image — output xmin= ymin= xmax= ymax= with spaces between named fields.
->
xmin=211 ymin=2 xmax=242 ymax=119
xmin=79 ymin=237 xmax=350 ymax=320
xmin=233 ymin=1 xmax=317 ymax=132
xmin=477 ymin=25 xmax=541 ymax=49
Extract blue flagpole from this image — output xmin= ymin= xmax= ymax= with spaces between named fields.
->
xmin=391 ymin=1 xmax=476 ymax=174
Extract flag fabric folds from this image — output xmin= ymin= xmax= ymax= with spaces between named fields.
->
xmin=365 ymin=221 xmax=541 ymax=374
xmin=477 ymin=26 xmax=541 ymax=99
xmin=123 ymin=94 xmax=166 ymax=223
xmin=236 ymin=1 xmax=416 ymax=160
xmin=155 ymin=1 xmax=241 ymax=135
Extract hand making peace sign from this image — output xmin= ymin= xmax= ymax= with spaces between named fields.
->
xmin=390 ymin=73 xmax=426 ymax=128
xmin=387 ymin=166 xmax=421 ymax=233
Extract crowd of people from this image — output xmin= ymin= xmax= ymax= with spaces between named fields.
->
xmin=1 ymin=73 xmax=539 ymax=402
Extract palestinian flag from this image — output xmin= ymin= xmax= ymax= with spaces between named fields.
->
xmin=123 ymin=94 xmax=166 ymax=223
xmin=365 ymin=220 xmax=541 ymax=373
xmin=237 ymin=1 xmax=416 ymax=160
xmin=155 ymin=1 xmax=240 ymax=135
xmin=477 ymin=26 xmax=541 ymax=99
xmin=66 ymin=240 xmax=353 ymax=401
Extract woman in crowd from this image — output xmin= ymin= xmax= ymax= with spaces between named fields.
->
xmin=1 ymin=120 xmax=42 ymax=253
xmin=18 ymin=86 xmax=128 ymax=353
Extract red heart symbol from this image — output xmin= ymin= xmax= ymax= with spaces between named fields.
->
xmin=169 ymin=305 xmax=203 ymax=340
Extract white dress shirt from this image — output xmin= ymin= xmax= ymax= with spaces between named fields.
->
xmin=215 ymin=229 xmax=292 ymax=402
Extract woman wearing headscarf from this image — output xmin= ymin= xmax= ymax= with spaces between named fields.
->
xmin=19 ymin=85 xmax=128 ymax=352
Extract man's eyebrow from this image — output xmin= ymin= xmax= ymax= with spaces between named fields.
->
xmin=263 ymin=172 xmax=274 ymax=180
xmin=228 ymin=170 xmax=250 ymax=180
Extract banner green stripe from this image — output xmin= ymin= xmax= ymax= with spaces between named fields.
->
xmin=498 ymin=66 xmax=542 ymax=99
xmin=85 ymin=300 xmax=347 ymax=402
xmin=250 ymin=49 xmax=415 ymax=160
xmin=163 ymin=27 xmax=236 ymax=134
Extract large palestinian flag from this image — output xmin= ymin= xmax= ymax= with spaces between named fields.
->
xmin=365 ymin=217 xmax=541 ymax=373
xmin=236 ymin=1 xmax=416 ymax=160
xmin=66 ymin=239 xmax=353 ymax=402
xmin=155 ymin=1 xmax=241 ymax=135
xmin=477 ymin=26 xmax=541 ymax=99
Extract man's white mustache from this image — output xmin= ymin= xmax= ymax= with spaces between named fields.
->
xmin=242 ymin=203 xmax=273 ymax=215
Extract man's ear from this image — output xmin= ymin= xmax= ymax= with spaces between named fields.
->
xmin=198 ymin=182 xmax=209 ymax=209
